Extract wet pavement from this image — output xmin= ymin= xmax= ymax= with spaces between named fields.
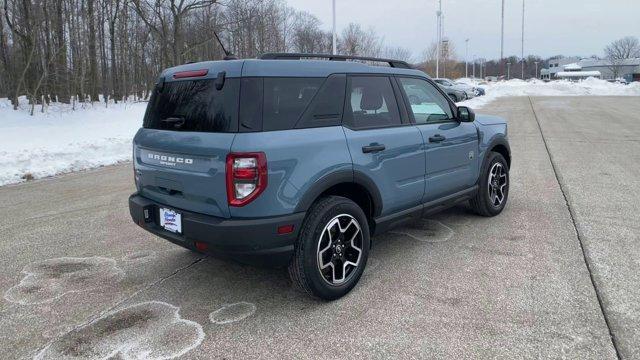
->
xmin=1 ymin=96 xmax=638 ymax=359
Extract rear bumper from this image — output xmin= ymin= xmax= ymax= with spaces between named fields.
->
xmin=128 ymin=194 xmax=305 ymax=267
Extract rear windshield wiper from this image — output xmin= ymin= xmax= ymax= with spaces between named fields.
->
xmin=160 ymin=117 xmax=186 ymax=129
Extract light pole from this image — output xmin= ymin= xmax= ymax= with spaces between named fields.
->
xmin=507 ymin=62 xmax=511 ymax=79
xmin=472 ymin=56 xmax=476 ymax=78
xmin=534 ymin=61 xmax=539 ymax=79
xmin=442 ymin=38 xmax=448 ymax=77
xmin=332 ymin=0 xmax=337 ymax=54
xmin=436 ymin=0 xmax=442 ymax=78
xmin=465 ymin=38 xmax=469 ymax=78
xmin=500 ymin=0 xmax=505 ymax=60
xmin=521 ymin=0 xmax=525 ymax=78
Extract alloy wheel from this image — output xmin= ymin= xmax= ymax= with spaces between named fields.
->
xmin=487 ymin=162 xmax=508 ymax=207
xmin=317 ymin=214 xmax=363 ymax=285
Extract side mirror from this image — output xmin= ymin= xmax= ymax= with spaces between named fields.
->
xmin=457 ymin=106 xmax=475 ymax=122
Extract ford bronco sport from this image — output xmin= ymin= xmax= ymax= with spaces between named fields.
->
xmin=129 ymin=53 xmax=511 ymax=300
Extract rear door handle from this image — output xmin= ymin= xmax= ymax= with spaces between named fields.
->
xmin=362 ymin=143 xmax=386 ymax=153
xmin=429 ymin=134 xmax=446 ymax=143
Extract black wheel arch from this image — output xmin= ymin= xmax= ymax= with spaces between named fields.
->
xmin=485 ymin=136 xmax=511 ymax=169
xmin=294 ymin=169 xmax=383 ymax=221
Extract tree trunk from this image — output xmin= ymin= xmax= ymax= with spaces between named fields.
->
xmin=172 ymin=14 xmax=182 ymax=65
xmin=99 ymin=0 xmax=108 ymax=104
xmin=87 ymin=0 xmax=98 ymax=102
xmin=109 ymin=21 xmax=119 ymax=103
xmin=0 ymin=5 xmax=14 ymax=102
xmin=54 ymin=0 xmax=70 ymax=103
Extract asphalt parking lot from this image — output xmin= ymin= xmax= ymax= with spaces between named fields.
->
xmin=1 ymin=96 xmax=638 ymax=359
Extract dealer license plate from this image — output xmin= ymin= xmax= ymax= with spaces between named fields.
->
xmin=159 ymin=208 xmax=182 ymax=234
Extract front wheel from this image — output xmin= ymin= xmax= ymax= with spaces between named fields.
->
xmin=288 ymin=196 xmax=370 ymax=300
xmin=470 ymin=152 xmax=509 ymax=216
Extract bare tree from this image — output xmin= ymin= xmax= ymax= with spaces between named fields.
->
xmin=604 ymin=36 xmax=640 ymax=79
xmin=1 ymin=0 xmax=437 ymax=113
xmin=0 ymin=3 xmax=15 ymax=104
xmin=87 ymin=0 xmax=99 ymax=102
xmin=383 ymin=46 xmax=412 ymax=62
xmin=291 ymin=11 xmax=330 ymax=54
xmin=418 ymin=41 xmax=457 ymax=77
xmin=105 ymin=0 xmax=122 ymax=103
xmin=4 ymin=0 xmax=41 ymax=108
xmin=131 ymin=0 xmax=217 ymax=66
xmin=339 ymin=23 xmax=381 ymax=57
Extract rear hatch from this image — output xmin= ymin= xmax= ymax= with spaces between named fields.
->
xmin=133 ymin=63 xmax=242 ymax=218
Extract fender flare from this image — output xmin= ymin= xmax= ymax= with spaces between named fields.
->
xmin=483 ymin=135 xmax=511 ymax=166
xmin=294 ymin=169 xmax=383 ymax=217
xmin=476 ymin=136 xmax=511 ymax=186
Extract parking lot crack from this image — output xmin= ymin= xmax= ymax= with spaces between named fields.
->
xmin=528 ymin=97 xmax=621 ymax=360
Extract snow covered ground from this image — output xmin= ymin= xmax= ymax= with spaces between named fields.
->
xmin=0 ymin=98 xmax=146 ymax=186
xmin=1 ymin=78 xmax=640 ymax=186
xmin=458 ymin=77 xmax=640 ymax=109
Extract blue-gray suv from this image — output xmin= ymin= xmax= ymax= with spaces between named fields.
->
xmin=129 ymin=53 xmax=511 ymax=300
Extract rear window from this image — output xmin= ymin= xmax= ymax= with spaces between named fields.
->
xmin=143 ymin=78 xmax=240 ymax=132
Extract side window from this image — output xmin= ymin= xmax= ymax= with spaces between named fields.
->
xmin=263 ymin=77 xmax=323 ymax=131
xmin=398 ymin=77 xmax=454 ymax=124
xmin=296 ymin=74 xmax=346 ymax=129
xmin=239 ymin=77 xmax=263 ymax=132
xmin=344 ymin=76 xmax=401 ymax=129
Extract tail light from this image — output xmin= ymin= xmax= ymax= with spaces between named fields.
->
xmin=226 ymin=152 xmax=267 ymax=207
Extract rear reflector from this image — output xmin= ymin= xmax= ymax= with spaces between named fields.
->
xmin=277 ymin=225 xmax=294 ymax=235
xmin=173 ymin=69 xmax=208 ymax=79
xmin=195 ymin=242 xmax=208 ymax=252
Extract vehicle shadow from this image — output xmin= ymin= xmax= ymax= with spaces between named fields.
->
xmin=142 ymin=204 xmax=476 ymax=311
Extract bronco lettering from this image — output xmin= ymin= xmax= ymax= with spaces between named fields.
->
xmin=148 ymin=153 xmax=193 ymax=165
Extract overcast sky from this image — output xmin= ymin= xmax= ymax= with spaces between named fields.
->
xmin=286 ymin=0 xmax=640 ymax=62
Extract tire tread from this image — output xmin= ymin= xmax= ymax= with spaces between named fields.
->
xmin=470 ymin=152 xmax=509 ymax=217
xmin=288 ymin=196 xmax=346 ymax=298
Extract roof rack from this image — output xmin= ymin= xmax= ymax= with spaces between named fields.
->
xmin=259 ymin=53 xmax=412 ymax=69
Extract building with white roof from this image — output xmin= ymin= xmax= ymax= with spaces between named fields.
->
xmin=541 ymin=57 xmax=640 ymax=81
xmin=542 ymin=57 xmax=580 ymax=79
xmin=577 ymin=58 xmax=640 ymax=81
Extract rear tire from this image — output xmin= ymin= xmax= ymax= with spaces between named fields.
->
xmin=470 ymin=152 xmax=509 ymax=217
xmin=288 ymin=196 xmax=370 ymax=300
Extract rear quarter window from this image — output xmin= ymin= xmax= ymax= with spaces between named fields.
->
xmin=262 ymin=78 xmax=324 ymax=131
xmin=143 ymin=78 xmax=240 ymax=133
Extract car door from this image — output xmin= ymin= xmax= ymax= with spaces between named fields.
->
xmin=396 ymin=76 xmax=479 ymax=203
xmin=342 ymin=75 xmax=425 ymax=216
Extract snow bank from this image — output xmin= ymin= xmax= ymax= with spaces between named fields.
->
xmin=458 ymin=78 xmax=640 ymax=109
xmin=0 ymin=97 xmax=146 ymax=186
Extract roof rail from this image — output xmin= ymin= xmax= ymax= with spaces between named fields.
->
xmin=259 ymin=53 xmax=412 ymax=69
